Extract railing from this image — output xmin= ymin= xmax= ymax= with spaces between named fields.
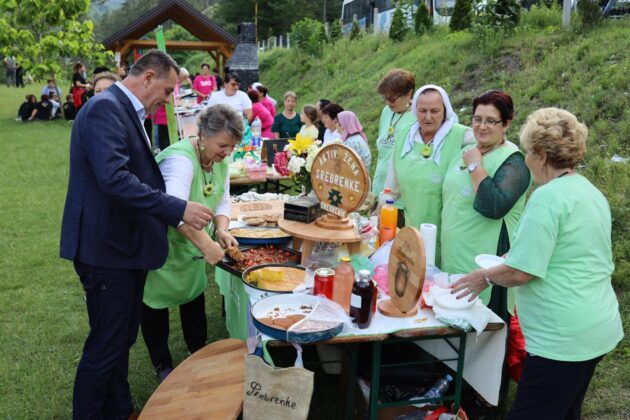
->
xmin=257 ymin=33 xmax=291 ymax=52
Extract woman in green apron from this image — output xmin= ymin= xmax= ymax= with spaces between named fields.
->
xmin=441 ymin=91 xmax=530 ymax=320
xmin=141 ymin=104 xmax=242 ymax=382
xmin=385 ymin=85 xmax=473 ymax=264
xmin=372 ymin=69 xmax=416 ymax=195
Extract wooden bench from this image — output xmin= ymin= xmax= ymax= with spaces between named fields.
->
xmin=139 ymin=339 xmax=248 ymax=420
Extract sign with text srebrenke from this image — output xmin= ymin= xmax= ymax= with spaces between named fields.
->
xmin=310 ymin=144 xmax=370 ymax=217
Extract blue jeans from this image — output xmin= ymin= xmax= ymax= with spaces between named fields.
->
xmin=72 ymin=261 xmax=147 ymax=420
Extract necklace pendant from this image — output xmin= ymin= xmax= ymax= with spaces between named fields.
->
xmin=421 ymin=144 xmax=432 ymax=158
xmin=388 ymin=126 xmax=395 ymax=135
xmin=203 ymin=183 xmax=214 ymax=196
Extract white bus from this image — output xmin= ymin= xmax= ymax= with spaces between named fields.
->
xmin=341 ymin=0 xmax=456 ymax=33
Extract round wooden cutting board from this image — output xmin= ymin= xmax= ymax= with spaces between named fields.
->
xmin=385 ymin=227 xmax=426 ymax=314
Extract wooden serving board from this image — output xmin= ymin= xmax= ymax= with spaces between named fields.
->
xmin=387 ymin=227 xmax=426 ymax=313
xmin=139 ymin=339 xmax=247 ymax=420
xmin=230 ymin=200 xmax=285 ymax=220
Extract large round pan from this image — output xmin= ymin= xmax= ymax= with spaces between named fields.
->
xmin=241 ymin=264 xmax=305 ymax=301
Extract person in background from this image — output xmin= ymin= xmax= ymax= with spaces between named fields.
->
xmin=206 ymin=73 xmax=252 ymax=122
xmin=71 ymin=62 xmax=91 ymax=110
xmin=254 ymin=84 xmax=276 ymax=118
xmin=213 ymin=67 xmax=223 ymax=91
xmin=298 ymin=104 xmax=320 ymax=139
xmin=117 ymin=63 xmax=128 ymax=80
xmin=192 ymin=63 xmax=216 ymax=104
xmin=336 ymin=110 xmax=372 ymax=169
xmin=441 ymin=90 xmax=530 ymax=318
xmin=247 ymin=89 xmax=274 ymax=138
xmin=15 ymin=62 xmax=24 ymax=88
xmin=142 ymin=104 xmax=241 ymax=383
xmin=252 ymin=81 xmax=277 ymax=106
xmin=17 ymin=94 xmax=37 ymax=122
xmin=315 ymin=99 xmax=331 ymax=140
xmin=373 ymin=69 xmax=416 ymax=195
xmin=175 ymin=67 xmax=192 ymax=96
xmin=4 ymin=55 xmax=16 ymax=87
xmin=320 ymin=103 xmax=344 ymax=144
xmin=92 ymin=66 xmax=111 ymax=76
xmin=385 ymin=85 xmax=473 ymax=256
xmin=271 ymin=91 xmax=301 ymax=138
xmin=41 ymin=79 xmax=62 ymax=118
xmin=452 ymin=108 xmax=624 ymax=420
xmin=93 ymin=72 xmax=120 ymax=95
xmin=63 ymin=95 xmax=76 ymax=121
xmin=29 ymin=94 xmax=53 ymax=121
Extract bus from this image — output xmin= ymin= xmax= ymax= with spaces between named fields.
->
xmin=341 ymin=0 xmax=456 ymax=33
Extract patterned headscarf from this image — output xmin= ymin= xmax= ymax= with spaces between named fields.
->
xmin=337 ymin=111 xmax=368 ymax=144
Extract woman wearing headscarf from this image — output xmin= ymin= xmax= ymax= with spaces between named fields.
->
xmin=372 ymin=69 xmax=416 ymax=195
xmin=336 ymin=110 xmax=372 ymax=169
xmin=141 ymin=104 xmax=242 ymax=382
xmin=441 ymin=90 xmax=530 ymax=317
xmin=385 ymin=85 xmax=473 ymax=258
xmin=452 ymin=108 xmax=623 ymax=419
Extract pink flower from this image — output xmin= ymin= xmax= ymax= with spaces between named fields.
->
xmin=273 ymin=151 xmax=290 ymax=176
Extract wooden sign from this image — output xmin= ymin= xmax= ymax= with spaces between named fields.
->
xmin=378 ymin=227 xmax=426 ymax=317
xmin=310 ymin=144 xmax=370 ymax=217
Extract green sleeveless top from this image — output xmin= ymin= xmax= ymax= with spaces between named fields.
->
xmin=441 ymin=143 xmax=525 ymax=306
xmin=393 ymin=123 xmax=468 ymax=266
xmin=143 ymin=140 xmax=228 ymax=309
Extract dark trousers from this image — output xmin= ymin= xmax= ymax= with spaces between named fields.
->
xmin=72 ymin=261 xmax=147 ymax=420
xmin=156 ymin=124 xmax=170 ymax=151
xmin=508 ymin=353 xmax=603 ymax=420
xmin=140 ymin=292 xmax=207 ymax=371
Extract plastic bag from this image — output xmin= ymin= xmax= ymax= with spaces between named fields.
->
xmin=286 ymin=296 xmax=353 ymax=343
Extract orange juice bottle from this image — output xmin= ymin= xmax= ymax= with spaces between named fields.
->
xmin=333 ymin=256 xmax=355 ymax=314
xmin=378 ymin=199 xmax=398 ymax=245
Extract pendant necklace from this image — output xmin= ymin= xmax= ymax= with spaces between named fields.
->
xmin=387 ymin=111 xmax=406 ymax=136
xmin=421 ymin=137 xmax=434 ymax=158
xmin=197 ymin=139 xmax=215 ymax=196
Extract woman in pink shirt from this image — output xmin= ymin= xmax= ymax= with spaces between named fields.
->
xmin=192 ymin=63 xmax=216 ymax=104
xmin=247 ymin=89 xmax=274 ymax=138
xmin=255 ymin=85 xmax=276 ymax=118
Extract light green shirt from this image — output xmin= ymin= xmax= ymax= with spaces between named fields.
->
xmin=506 ymin=175 xmax=623 ymax=361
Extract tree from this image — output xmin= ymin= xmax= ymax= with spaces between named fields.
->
xmin=450 ymin=0 xmax=473 ymax=31
xmin=389 ymin=2 xmax=409 ymax=42
xmin=496 ymin=0 xmax=521 ymax=26
xmin=350 ymin=19 xmax=362 ymax=40
xmin=291 ymin=18 xmax=326 ymax=57
xmin=414 ymin=2 xmax=432 ymax=35
xmin=329 ymin=18 xmax=342 ymax=42
xmin=0 ymin=0 xmax=109 ymax=81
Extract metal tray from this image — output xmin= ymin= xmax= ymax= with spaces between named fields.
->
xmin=216 ymin=246 xmax=301 ymax=277
xmin=229 ymin=227 xmax=292 ymax=246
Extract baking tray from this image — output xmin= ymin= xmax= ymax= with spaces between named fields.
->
xmin=251 ymin=294 xmax=344 ymax=343
xmin=216 ymin=245 xmax=301 ymax=277
xmin=228 ymin=227 xmax=292 ymax=246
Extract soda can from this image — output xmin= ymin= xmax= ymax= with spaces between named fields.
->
xmin=314 ymin=268 xmax=334 ymax=299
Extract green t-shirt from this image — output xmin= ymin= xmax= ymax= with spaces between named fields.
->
xmin=506 ymin=174 xmax=623 ymax=361
xmin=271 ymin=112 xmax=302 ymax=139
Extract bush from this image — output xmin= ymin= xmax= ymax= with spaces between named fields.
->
xmin=473 ymin=0 xmax=520 ymax=29
xmin=291 ymin=18 xmax=327 ymax=57
xmin=577 ymin=0 xmax=603 ymax=27
xmin=450 ymin=0 xmax=473 ymax=31
xmin=496 ymin=0 xmax=521 ymax=26
xmin=329 ymin=19 xmax=342 ymax=42
xmin=350 ymin=19 xmax=362 ymax=40
xmin=389 ymin=2 xmax=409 ymax=41
xmin=414 ymin=2 xmax=433 ymax=35
xmin=519 ymin=4 xmax=562 ymax=29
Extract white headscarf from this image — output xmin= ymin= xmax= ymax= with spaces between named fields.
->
xmin=401 ymin=84 xmax=459 ymax=165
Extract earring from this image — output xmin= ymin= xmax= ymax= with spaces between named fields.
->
xmin=199 ymin=141 xmax=206 ymax=153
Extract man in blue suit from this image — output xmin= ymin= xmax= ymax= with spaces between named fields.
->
xmin=60 ymin=50 xmax=214 ymax=419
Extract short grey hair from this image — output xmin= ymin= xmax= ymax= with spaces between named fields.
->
xmin=197 ymin=104 xmax=244 ymax=142
xmin=128 ymin=49 xmax=180 ymax=79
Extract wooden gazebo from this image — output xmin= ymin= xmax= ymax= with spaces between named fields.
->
xmin=102 ymin=0 xmax=237 ymax=69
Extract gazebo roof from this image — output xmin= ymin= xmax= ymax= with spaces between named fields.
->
xmin=102 ymin=0 xmax=237 ymax=50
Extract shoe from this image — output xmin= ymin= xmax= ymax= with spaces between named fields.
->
xmin=157 ymin=366 xmax=173 ymax=383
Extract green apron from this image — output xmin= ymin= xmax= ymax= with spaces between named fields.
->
xmin=393 ymin=123 xmax=468 ymax=266
xmin=441 ymin=143 xmax=525 ymax=306
xmin=372 ymin=107 xmax=415 ymax=195
xmin=143 ymin=140 xmax=228 ymax=309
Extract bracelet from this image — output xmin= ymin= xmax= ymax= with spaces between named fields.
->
xmin=484 ymin=273 xmax=495 ymax=287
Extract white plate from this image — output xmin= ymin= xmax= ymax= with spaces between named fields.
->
xmin=474 ymin=254 xmax=505 ymax=270
xmin=432 ymin=287 xmax=478 ymax=310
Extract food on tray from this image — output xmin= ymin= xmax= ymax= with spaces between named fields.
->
xmin=257 ymin=314 xmax=306 ymax=330
xmin=225 ymin=246 xmax=245 ymax=263
xmin=229 ymin=227 xmax=290 ymax=239
xmin=228 ymin=245 xmax=299 ymax=272
xmin=242 ymin=214 xmax=281 ymax=227
xmin=243 ymin=216 xmax=266 ymax=226
xmin=246 ymin=266 xmax=305 ymax=291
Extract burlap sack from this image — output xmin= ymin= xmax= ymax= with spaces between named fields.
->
xmin=243 ymin=355 xmax=314 ymax=420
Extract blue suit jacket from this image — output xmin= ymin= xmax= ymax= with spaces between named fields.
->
xmin=60 ymin=84 xmax=186 ymax=270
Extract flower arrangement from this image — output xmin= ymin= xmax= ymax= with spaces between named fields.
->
xmin=273 ymin=134 xmax=322 ymax=193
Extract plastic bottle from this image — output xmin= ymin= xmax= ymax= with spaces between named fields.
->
xmin=378 ymin=188 xmax=393 ymax=211
xmin=251 ymin=116 xmax=262 ymax=149
xmin=378 ymin=199 xmax=398 ymax=245
xmin=350 ymin=269 xmax=374 ymax=329
xmin=412 ymin=374 xmax=453 ymax=407
xmin=333 ymin=256 xmax=355 ymax=314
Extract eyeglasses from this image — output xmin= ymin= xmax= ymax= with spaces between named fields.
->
xmin=381 ymin=93 xmax=403 ymax=104
xmin=472 ymin=116 xmax=503 ymax=127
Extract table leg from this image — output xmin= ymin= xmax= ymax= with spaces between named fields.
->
xmin=292 ymin=237 xmax=303 ymax=251
xmin=347 ymin=242 xmax=361 ymax=256
xmin=453 ymin=334 xmax=467 ymax=412
xmin=300 ymin=240 xmax=315 ymax=265
xmin=345 ymin=344 xmax=358 ymax=420
xmin=368 ymin=342 xmax=382 ymax=420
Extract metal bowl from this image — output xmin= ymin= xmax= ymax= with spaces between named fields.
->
xmin=217 ymin=246 xmax=301 ymax=277
xmin=241 ymin=264 xmax=305 ymax=301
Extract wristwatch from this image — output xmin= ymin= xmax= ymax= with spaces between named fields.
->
xmin=467 ymin=162 xmax=480 ymax=173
